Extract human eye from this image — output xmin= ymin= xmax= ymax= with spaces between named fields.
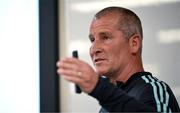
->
xmin=89 ymin=35 xmax=95 ymax=43
xmin=100 ymin=33 xmax=111 ymax=41
xmin=102 ymin=35 xmax=109 ymax=40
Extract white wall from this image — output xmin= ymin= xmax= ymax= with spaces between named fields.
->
xmin=0 ymin=0 xmax=39 ymax=113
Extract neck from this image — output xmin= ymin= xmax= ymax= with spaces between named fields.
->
xmin=110 ymin=55 xmax=144 ymax=84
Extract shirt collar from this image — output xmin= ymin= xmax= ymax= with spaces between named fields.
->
xmin=116 ymin=71 xmax=152 ymax=87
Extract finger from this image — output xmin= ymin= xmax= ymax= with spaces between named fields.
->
xmin=56 ymin=58 xmax=75 ymax=67
xmin=57 ymin=60 xmax=79 ymax=71
xmin=59 ymin=69 xmax=83 ymax=84
xmin=61 ymin=57 xmax=86 ymax=67
xmin=59 ymin=61 xmax=77 ymax=71
xmin=57 ymin=57 xmax=85 ymax=69
xmin=61 ymin=57 xmax=79 ymax=64
xmin=57 ymin=68 xmax=83 ymax=79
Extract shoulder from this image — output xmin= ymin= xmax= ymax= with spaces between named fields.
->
xmin=140 ymin=73 xmax=180 ymax=112
xmin=140 ymin=73 xmax=171 ymax=98
xmin=140 ymin=74 xmax=171 ymax=94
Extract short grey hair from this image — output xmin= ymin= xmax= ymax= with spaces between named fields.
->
xmin=94 ymin=6 xmax=143 ymax=40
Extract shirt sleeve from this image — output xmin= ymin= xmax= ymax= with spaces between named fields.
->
xmin=89 ymin=77 xmax=156 ymax=112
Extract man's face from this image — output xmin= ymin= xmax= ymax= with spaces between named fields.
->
xmin=89 ymin=14 xmax=132 ymax=77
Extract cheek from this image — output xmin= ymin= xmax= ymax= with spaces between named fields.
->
xmin=109 ymin=51 xmax=121 ymax=66
xmin=106 ymin=47 xmax=120 ymax=66
xmin=89 ymin=46 xmax=93 ymax=58
xmin=108 ymin=44 xmax=129 ymax=65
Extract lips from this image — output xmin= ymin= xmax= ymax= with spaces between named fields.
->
xmin=93 ymin=58 xmax=107 ymax=64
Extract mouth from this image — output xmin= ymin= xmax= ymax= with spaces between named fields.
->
xmin=94 ymin=58 xmax=107 ymax=65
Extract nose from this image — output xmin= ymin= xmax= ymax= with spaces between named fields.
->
xmin=89 ymin=41 xmax=102 ymax=57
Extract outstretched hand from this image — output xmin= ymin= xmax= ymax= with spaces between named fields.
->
xmin=57 ymin=57 xmax=99 ymax=94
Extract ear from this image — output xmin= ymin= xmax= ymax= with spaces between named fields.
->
xmin=129 ymin=34 xmax=141 ymax=54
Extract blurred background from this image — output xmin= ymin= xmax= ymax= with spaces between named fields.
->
xmin=60 ymin=0 xmax=180 ymax=112
xmin=0 ymin=0 xmax=39 ymax=113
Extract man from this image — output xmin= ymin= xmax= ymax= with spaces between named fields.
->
xmin=57 ymin=7 xmax=180 ymax=112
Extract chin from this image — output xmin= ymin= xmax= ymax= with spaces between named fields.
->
xmin=96 ymin=69 xmax=108 ymax=76
xmin=95 ymin=65 xmax=110 ymax=75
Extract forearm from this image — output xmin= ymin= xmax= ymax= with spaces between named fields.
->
xmin=89 ymin=77 xmax=156 ymax=112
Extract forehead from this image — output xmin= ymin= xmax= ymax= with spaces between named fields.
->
xmin=90 ymin=14 xmax=119 ymax=32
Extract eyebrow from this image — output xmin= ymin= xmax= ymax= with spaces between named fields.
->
xmin=89 ymin=31 xmax=111 ymax=37
xmin=99 ymin=32 xmax=110 ymax=36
